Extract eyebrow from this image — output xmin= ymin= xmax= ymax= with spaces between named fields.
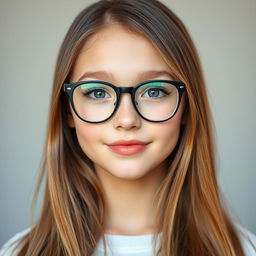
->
xmin=77 ymin=70 xmax=174 ymax=82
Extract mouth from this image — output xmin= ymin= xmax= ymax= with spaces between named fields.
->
xmin=106 ymin=140 xmax=150 ymax=155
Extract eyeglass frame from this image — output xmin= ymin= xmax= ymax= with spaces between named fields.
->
xmin=63 ymin=79 xmax=186 ymax=123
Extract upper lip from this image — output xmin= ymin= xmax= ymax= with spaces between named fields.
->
xmin=107 ymin=140 xmax=150 ymax=146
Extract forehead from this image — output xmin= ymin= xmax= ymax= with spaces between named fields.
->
xmin=80 ymin=23 xmax=158 ymax=57
xmin=70 ymin=23 xmax=173 ymax=84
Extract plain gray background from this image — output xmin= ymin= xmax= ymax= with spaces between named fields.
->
xmin=0 ymin=0 xmax=255 ymax=246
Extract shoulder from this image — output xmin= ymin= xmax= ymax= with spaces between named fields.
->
xmin=1 ymin=226 xmax=255 ymax=256
xmin=0 ymin=228 xmax=30 ymax=256
xmin=236 ymin=224 xmax=256 ymax=255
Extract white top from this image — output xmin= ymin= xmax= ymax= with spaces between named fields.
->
xmin=92 ymin=232 xmax=162 ymax=256
xmin=1 ymin=225 xmax=256 ymax=256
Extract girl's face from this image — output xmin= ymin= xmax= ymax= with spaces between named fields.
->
xmin=68 ymin=24 xmax=185 ymax=181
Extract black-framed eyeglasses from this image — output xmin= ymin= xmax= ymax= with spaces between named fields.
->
xmin=63 ymin=80 xmax=186 ymax=123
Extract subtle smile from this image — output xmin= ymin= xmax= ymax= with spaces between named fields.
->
xmin=106 ymin=140 xmax=150 ymax=155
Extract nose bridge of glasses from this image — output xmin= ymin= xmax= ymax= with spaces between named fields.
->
xmin=118 ymin=86 xmax=134 ymax=95
xmin=114 ymin=87 xmax=140 ymax=124
xmin=116 ymin=86 xmax=135 ymax=103
xmin=116 ymin=86 xmax=136 ymax=111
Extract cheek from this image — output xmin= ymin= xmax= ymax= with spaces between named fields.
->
xmin=72 ymin=117 xmax=102 ymax=156
xmin=158 ymin=122 xmax=181 ymax=147
xmin=70 ymin=105 xmax=101 ymax=148
xmin=152 ymin=114 xmax=183 ymax=156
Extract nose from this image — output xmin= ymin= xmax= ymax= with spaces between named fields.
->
xmin=112 ymin=93 xmax=141 ymax=130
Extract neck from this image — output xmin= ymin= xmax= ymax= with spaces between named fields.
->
xmin=95 ymin=164 xmax=166 ymax=235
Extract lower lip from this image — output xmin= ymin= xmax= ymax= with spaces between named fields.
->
xmin=107 ymin=144 xmax=148 ymax=155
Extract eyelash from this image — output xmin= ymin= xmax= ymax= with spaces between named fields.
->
xmin=83 ymin=87 xmax=169 ymax=98
xmin=141 ymin=88 xmax=169 ymax=98
xmin=82 ymin=88 xmax=111 ymax=100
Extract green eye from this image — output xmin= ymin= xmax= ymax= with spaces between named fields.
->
xmin=85 ymin=89 xmax=108 ymax=99
xmin=142 ymin=88 xmax=168 ymax=98
xmin=79 ymin=82 xmax=115 ymax=101
xmin=137 ymin=82 xmax=170 ymax=99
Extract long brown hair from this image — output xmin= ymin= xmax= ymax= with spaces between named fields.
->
xmin=13 ymin=0 xmax=253 ymax=255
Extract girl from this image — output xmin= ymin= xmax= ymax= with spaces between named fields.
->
xmin=1 ymin=0 xmax=256 ymax=255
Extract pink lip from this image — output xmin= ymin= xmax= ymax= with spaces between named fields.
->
xmin=107 ymin=140 xmax=150 ymax=155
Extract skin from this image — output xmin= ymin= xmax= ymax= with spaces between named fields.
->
xmin=68 ymin=23 xmax=185 ymax=235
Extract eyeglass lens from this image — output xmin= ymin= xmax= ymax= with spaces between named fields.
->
xmin=72 ymin=81 xmax=179 ymax=122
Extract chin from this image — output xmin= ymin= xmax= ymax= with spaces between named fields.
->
xmin=108 ymin=167 xmax=152 ymax=181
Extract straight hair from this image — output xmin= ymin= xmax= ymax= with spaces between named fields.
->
xmin=12 ymin=0 xmax=254 ymax=255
